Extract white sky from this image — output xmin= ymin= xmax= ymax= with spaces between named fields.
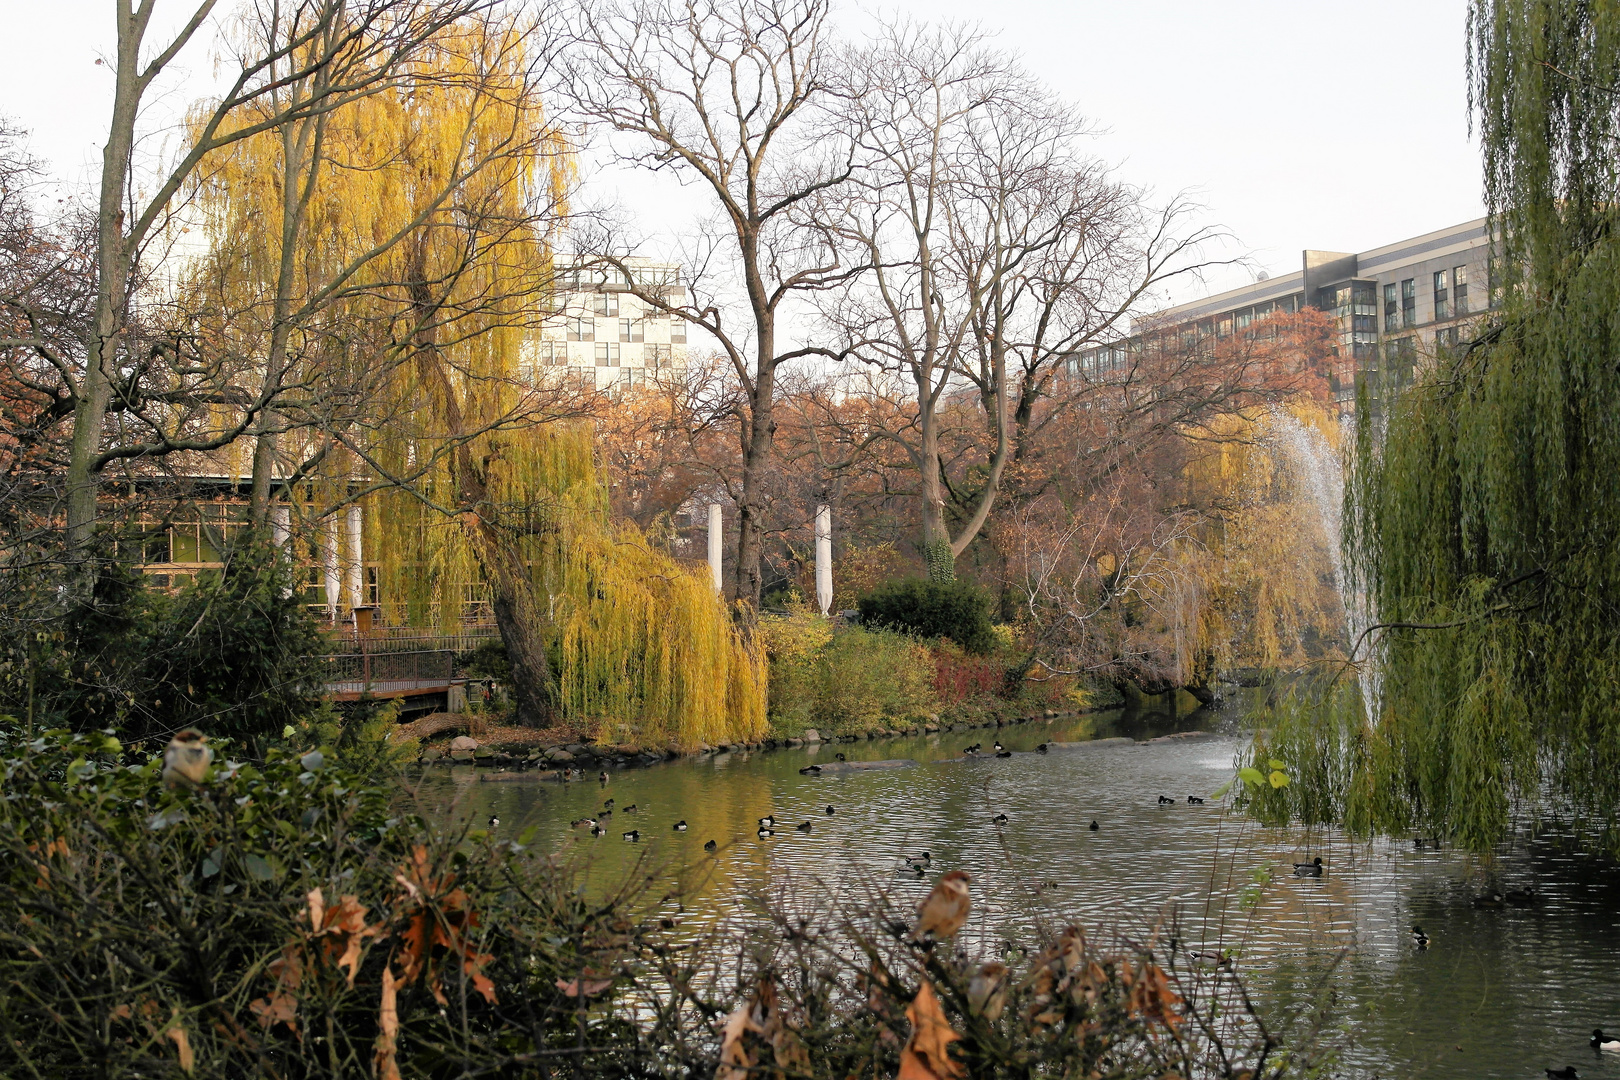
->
xmin=0 ymin=0 xmax=1482 ymax=308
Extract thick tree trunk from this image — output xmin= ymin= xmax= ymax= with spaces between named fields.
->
xmin=917 ymin=398 xmax=954 ymax=583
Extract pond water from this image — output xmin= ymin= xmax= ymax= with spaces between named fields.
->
xmin=414 ymin=708 xmax=1620 ymax=1080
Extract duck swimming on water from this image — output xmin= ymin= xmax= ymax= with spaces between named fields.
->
xmin=1472 ymin=891 xmax=1505 ymax=909
xmin=1036 ymin=743 xmax=1048 ymax=754
xmin=796 ymin=821 xmax=812 ymax=832
xmin=1591 ymin=1030 xmax=1620 ymax=1051
xmin=799 ymin=765 xmax=822 ymax=775
xmin=1411 ymin=925 xmax=1430 ymax=950
xmin=835 ymin=752 xmax=846 ymax=762
xmin=991 ymin=813 xmax=1008 ymax=824
xmin=623 ymin=830 xmax=640 ymax=842
xmin=1546 ymin=1067 xmax=1580 ymax=1079
xmin=673 ymin=820 xmax=688 ymax=831
xmin=1292 ymin=857 xmax=1324 ymax=877
xmin=825 ymin=805 xmax=835 ymax=814
xmin=703 ymin=839 xmax=717 ymax=851
xmin=1158 ymin=795 xmax=1175 ymax=805
xmin=1186 ymin=796 xmax=1204 ymax=805
xmin=1089 ymin=820 xmax=1099 ymax=831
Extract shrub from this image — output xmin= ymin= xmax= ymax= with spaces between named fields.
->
xmin=858 ymin=577 xmax=997 ymax=654
xmin=762 ymin=614 xmax=935 ymax=736
xmin=2 ymin=539 xmax=327 ymax=745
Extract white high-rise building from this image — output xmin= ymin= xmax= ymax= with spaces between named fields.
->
xmin=525 ymin=258 xmax=691 ymax=390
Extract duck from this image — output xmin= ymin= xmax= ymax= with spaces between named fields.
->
xmin=487 ymin=814 xmax=500 ymax=829
xmin=824 ymin=805 xmax=835 ymax=815
xmin=906 ymin=852 xmax=932 ymax=868
xmin=622 ymin=804 xmax=637 ymax=812
xmin=623 ymin=829 xmax=640 ymax=841
xmin=1591 ymin=1030 xmax=1620 ymax=1051
xmin=599 ymin=771 xmax=609 ymax=784
xmin=598 ymin=808 xmax=613 ymax=820
xmin=1411 ymin=925 xmax=1430 ymax=949
xmin=1546 ymin=1068 xmax=1580 ymax=1079
xmin=834 ymin=752 xmax=846 ymax=762
xmin=1504 ymin=887 xmax=1539 ymax=906
xmin=1292 ymin=857 xmax=1324 ymax=877
xmin=963 ymin=744 xmax=980 ymax=755
xmin=703 ymin=839 xmax=717 ymax=851
xmin=757 ymin=827 xmax=775 ymax=838
xmin=1089 ymin=820 xmax=1099 ymax=831
xmin=590 ymin=824 xmax=605 ymax=836
xmin=991 ymin=813 xmax=1008 ymax=824
xmin=758 ymin=815 xmax=776 ymax=829
xmin=796 ymin=821 xmax=812 ymax=832
xmin=1471 ymin=891 xmax=1505 ymax=909
xmin=1158 ymin=795 xmax=1175 ymax=805
xmin=995 ymin=750 xmax=1012 ymax=758
xmin=1035 ymin=743 xmax=1048 ymax=754
xmin=799 ymin=765 xmax=821 ymax=775
xmin=672 ymin=820 xmax=688 ymax=831
xmin=1186 ymin=796 xmax=1204 ymax=805
xmin=603 ymin=798 xmax=616 ymax=808
xmin=993 ymin=741 xmax=1004 ymax=752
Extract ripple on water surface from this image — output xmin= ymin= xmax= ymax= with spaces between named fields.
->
xmin=414 ymin=712 xmax=1620 ymax=1080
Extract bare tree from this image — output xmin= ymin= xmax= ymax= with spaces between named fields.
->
xmin=568 ymin=0 xmax=856 ymax=607
xmin=811 ymin=24 xmax=1217 ymax=583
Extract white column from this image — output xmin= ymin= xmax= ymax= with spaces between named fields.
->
xmin=322 ymin=517 xmax=340 ymax=617
xmin=815 ymin=504 xmax=832 ymax=616
xmin=707 ymin=503 xmax=723 ymax=593
xmin=345 ymin=504 xmax=364 ymax=611
xmin=270 ymin=504 xmax=291 ymax=548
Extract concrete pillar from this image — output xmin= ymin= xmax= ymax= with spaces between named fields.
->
xmin=322 ymin=517 xmax=340 ymax=617
xmin=270 ymin=504 xmax=291 ymax=548
xmin=346 ymin=504 xmax=364 ymax=611
xmin=815 ymin=504 xmax=832 ymax=616
xmin=707 ymin=503 xmax=723 ymax=593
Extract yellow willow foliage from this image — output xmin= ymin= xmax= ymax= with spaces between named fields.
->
xmin=369 ymin=424 xmax=766 ymax=748
xmin=1178 ymin=403 xmax=1349 ymax=674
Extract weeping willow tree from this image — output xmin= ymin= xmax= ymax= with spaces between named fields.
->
xmin=189 ymin=16 xmax=766 ymax=742
xmin=1252 ymin=1 xmax=1620 ymax=855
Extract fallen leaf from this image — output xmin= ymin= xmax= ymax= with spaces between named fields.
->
xmin=555 ymin=975 xmax=613 ymax=998
xmin=166 ymin=1025 xmax=194 ymax=1074
xmin=899 ymin=980 xmax=964 ymax=1080
xmin=306 ymin=888 xmax=325 ymax=933
xmin=715 ymin=998 xmax=762 ymax=1080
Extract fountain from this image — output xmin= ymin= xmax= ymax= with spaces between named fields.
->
xmin=1268 ymin=408 xmax=1379 ymax=722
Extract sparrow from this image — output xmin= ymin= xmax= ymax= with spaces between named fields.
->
xmin=911 ymin=870 xmax=971 ymax=943
xmin=162 ymin=729 xmax=213 ymax=788
xmin=966 ymin=961 xmax=1008 ymax=1021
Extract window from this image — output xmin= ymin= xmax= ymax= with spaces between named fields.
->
xmin=620 ymin=366 xmax=644 ymax=390
xmin=567 ymin=316 xmax=592 ymax=341
xmin=1453 ymin=265 xmax=1468 ymax=314
xmin=670 ymin=318 xmax=686 ymax=344
xmin=594 ymin=341 xmax=620 ymax=366
xmin=593 ymin=291 xmax=619 ymax=317
xmin=648 ymin=343 xmax=673 ymax=368
xmin=1384 ymin=283 xmax=1399 ymax=332
xmin=1433 ymin=270 xmax=1449 ymax=321
xmin=1436 ymin=326 xmax=1459 ymax=349
xmin=1401 ymin=278 xmax=1416 ymax=327
xmin=620 ymin=318 xmax=644 ymax=343
xmin=1352 ymin=314 xmax=1377 ymax=333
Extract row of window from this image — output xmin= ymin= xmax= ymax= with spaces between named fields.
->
xmin=1383 ymin=266 xmax=1470 ymax=331
xmin=531 ymin=341 xmax=679 ymax=367
xmin=563 ymin=315 xmax=688 ymax=343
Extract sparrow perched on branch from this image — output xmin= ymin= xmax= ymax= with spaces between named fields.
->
xmin=162 ymin=729 xmax=213 ymax=788
xmin=967 ymin=961 xmax=1008 ymax=1021
xmin=911 ymin=870 xmax=971 ymax=943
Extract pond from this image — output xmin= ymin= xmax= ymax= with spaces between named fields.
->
xmin=414 ymin=707 xmax=1620 ymax=1080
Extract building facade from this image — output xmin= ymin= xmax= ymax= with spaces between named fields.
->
xmin=1076 ymin=217 xmax=1497 ymax=403
xmin=524 ymin=258 xmax=691 ymax=391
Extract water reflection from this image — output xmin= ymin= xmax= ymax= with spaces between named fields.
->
xmin=413 ymin=707 xmax=1620 ymax=1080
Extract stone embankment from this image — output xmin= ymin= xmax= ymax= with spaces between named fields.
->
xmin=395 ymin=708 xmax=1197 ymax=780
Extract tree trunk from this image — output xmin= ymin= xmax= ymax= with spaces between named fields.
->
xmin=917 ymin=392 xmax=954 ymax=583
xmin=65 ymin=6 xmax=144 ymax=566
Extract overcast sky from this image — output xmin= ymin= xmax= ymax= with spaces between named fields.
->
xmin=0 ymin=0 xmax=1481 ymax=307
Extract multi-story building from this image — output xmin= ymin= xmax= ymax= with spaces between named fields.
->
xmin=1075 ymin=217 xmax=1498 ymax=403
xmin=524 ymin=258 xmax=691 ymax=391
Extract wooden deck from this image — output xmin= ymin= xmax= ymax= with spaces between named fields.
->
xmin=326 ymin=677 xmax=465 ymax=703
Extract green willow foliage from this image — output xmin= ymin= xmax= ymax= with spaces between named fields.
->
xmin=1260 ymin=1 xmax=1620 ymax=854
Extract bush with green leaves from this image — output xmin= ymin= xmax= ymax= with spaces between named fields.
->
xmin=0 ymin=539 xmax=327 ymax=746
xmin=762 ymin=615 xmax=936 ymax=736
xmin=857 ymin=577 xmax=997 ymax=655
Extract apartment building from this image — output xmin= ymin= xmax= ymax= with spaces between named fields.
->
xmin=525 ymin=258 xmax=691 ymax=391
xmin=1076 ymin=217 xmax=1497 ymax=403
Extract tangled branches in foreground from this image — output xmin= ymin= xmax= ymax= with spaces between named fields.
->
xmin=0 ymin=726 xmax=1333 ymax=1078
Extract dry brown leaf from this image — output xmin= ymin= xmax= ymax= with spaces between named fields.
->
xmin=376 ymin=966 xmax=401 ymax=1080
xmin=306 ymin=888 xmax=325 ymax=933
xmin=898 ymin=980 xmax=964 ymax=1080
xmin=555 ymin=975 xmax=614 ymax=998
xmin=166 ymin=1025 xmax=194 ymax=1074
xmin=715 ymin=998 xmax=762 ymax=1080
xmin=1128 ymin=962 xmax=1184 ymax=1028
